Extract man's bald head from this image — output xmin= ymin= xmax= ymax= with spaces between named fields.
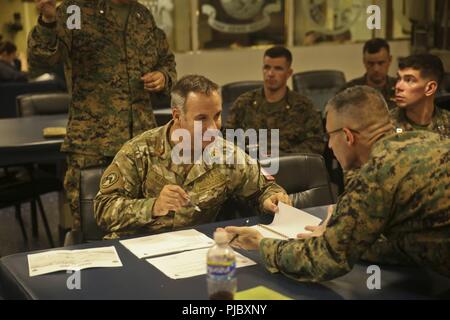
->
xmin=325 ymin=86 xmax=393 ymax=143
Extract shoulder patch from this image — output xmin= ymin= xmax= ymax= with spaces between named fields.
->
xmin=100 ymin=164 xmax=124 ymax=193
xmin=101 ymin=172 xmax=119 ymax=189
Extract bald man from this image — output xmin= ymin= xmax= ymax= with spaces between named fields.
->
xmin=223 ymin=86 xmax=450 ymax=281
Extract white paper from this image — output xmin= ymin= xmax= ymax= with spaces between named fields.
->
xmin=252 ymin=202 xmax=323 ymax=240
xmin=120 ymin=229 xmax=215 ymax=259
xmin=146 ymin=248 xmax=256 ymax=279
xmin=27 ymin=246 xmax=122 ymax=277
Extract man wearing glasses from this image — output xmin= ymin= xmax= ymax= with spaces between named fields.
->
xmin=223 ymin=86 xmax=450 ymax=281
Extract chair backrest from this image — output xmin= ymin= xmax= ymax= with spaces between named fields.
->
xmin=221 ymin=81 xmax=263 ymax=122
xmin=80 ymin=167 xmax=106 ymax=242
xmin=293 ymin=70 xmax=346 ymax=116
xmin=16 ymin=92 xmax=70 ymax=117
xmin=435 ymin=94 xmax=450 ymax=111
xmin=0 ymin=80 xmax=64 ymax=118
xmin=440 ymin=72 xmax=450 ymax=95
xmin=260 ymin=154 xmax=336 ymax=209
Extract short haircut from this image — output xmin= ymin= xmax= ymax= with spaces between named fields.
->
xmin=171 ymin=74 xmax=220 ymax=113
xmin=325 ymin=86 xmax=391 ymax=134
xmin=363 ymin=38 xmax=390 ymax=54
xmin=0 ymin=41 xmax=17 ymax=55
xmin=398 ymin=54 xmax=444 ymax=85
xmin=264 ymin=46 xmax=292 ymax=66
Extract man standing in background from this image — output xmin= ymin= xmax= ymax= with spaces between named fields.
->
xmin=29 ymin=0 xmax=177 ymax=239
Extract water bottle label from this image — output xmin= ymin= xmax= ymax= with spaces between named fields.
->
xmin=207 ymin=261 xmax=236 ymax=277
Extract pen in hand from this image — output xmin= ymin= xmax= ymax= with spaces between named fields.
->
xmin=186 ymin=197 xmax=201 ymax=212
xmin=228 ymin=219 xmax=250 ymax=245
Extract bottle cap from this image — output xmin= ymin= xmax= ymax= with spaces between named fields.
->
xmin=213 ymin=230 xmax=228 ymax=244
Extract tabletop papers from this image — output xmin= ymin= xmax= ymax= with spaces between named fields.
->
xmin=120 ymin=229 xmax=215 ymax=259
xmin=146 ymin=248 xmax=256 ymax=279
xmin=251 ymin=202 xmax=323 ymax=240
xmin=27 ymin=246 xmax=122 ymax=277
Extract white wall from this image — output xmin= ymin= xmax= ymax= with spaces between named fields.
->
xmin=175 ymin=40 xmax=410 ymax=86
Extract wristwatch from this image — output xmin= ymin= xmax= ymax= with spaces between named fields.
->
xmin=38 ymin=14 xmax=57 ymax=28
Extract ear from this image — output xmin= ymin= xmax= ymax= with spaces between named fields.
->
xmin=424 ymin=80 xmax=438 ymax=97
xmin=287 ymin=68 xmax=293 ymax=78
xmin=172 ymin=107 xmax=181 ymax=124
xmin=342 ymin=128 xmax=355 ymax=146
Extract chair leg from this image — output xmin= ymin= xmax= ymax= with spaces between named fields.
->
xmin=36 ymin=197 xmax=55 ymax=248
xmin=14 ymin=204 xmax=28 ymax=242
xmin=30 ymin=200 xmax=38 ymax=238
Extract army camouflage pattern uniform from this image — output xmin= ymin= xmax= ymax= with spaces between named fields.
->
xmin=259 ymin=131 xmax=450 ymax=281
xmin=28 ymin=0 xmax=176 ymax=230
xmin=226 ymin=88 xmax=325 ymax=155
xmin=390 ymin=106 xmax=450 ymax=139
xmin=94 ymin=121 xmax=287 ymax=239
xmin=340 ymin=75 xmax=397 ymax=110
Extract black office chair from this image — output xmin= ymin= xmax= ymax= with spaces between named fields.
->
xmin=260 ymin=154 xmax=336 ymax=209
xmin=435 ymin=94 xmax=450 ymax=112
xmin=221 ymin=81 xmax=263 ymax=123
xmin=16 ymin=92 xmax=70 ymax=117
xmin=5 ymin=94 xmax=68 ymax=246
xmin=79 ymin=167 xmax=106 ymax=242
xmin=0 ymin=167 xmax=58 ymax=247
xmin=65 ymin=167 xmax=106 ymax=244
xmin=293 ymin=70 xmax=346 ymax=116
xmin=0 ymin=80 xmax=65 ymax=118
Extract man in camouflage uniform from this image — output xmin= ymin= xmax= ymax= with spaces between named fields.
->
xmin=340 ymin=38 xmax=397 ymax=110
xmin=29 ymin=0 xmax=177 ymax=232
xmin=94 ymin=75 xmax=289 ymax=239
xmin=226 ymin=46 xmax=324 ymax=156
xmin=224 ymin=86 xmax=450 ymax=280
xmin=392 ymin=54 xmax=450 ymax=139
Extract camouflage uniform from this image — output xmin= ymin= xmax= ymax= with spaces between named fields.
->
xmin=260 ymin=131 xmax=450 ymax=281
xmin=391 ymin=106 xmax=450 ymax=139
xmin=341 ymin=75 xmax=397 ymax=110
xmin=226 ymin=88 xmax=325 ymax=155
xmin=28 ymin=0 xmax=176 ymax=229
xmin=94 ymin=121 xmax=287 ymax=239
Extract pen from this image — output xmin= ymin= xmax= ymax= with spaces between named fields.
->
xmin=228 ymin=219 xmax=250 ymax=245
xmin=186 ymin=198 xmax=201 ymax=212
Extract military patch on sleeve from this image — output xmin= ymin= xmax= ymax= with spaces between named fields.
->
xmin=100 ymin=164 xmax=123 ymax=193
xmin=102 ymin=172 xmax=119 ymax=189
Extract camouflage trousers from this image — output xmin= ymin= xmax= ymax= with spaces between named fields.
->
xmin=64 ymin=153 xmax=113 ymax=231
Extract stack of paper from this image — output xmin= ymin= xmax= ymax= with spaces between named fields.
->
xmin=119 ymin=229 xmax=215 ymax=259
xmin=27 ymin=246 xmax=122 ymax=277
xmin=146 ymin=248 xmax=256 ymax=279
xmin=252 ymin=202 xmax=323 ymax=240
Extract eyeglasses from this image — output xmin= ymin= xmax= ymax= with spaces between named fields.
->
xmin=323 ymin=128 xmax=360 ymax=142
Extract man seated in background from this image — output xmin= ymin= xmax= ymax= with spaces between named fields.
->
xmin=392 ymin=53 xmax=449 ymax=139
xmin=225 ymin=46 xmax=324 ymax=156
xmin=94 ymin=75 xmax=289 ymax=239
xmin=223 ymin=86 xmax=450 ymax=281
xmin=0 ymin=41 xmax=27 ymax=82
xmin=341 ymin=38 xmax=396 ymax=109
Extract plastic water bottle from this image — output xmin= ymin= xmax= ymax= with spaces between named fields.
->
xmin=207 ymin=230 xmax=237 ymax=300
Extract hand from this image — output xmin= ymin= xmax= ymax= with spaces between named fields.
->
xmin=263 ymin=192 xmax=291 ymax=213
xmin=297 ymin=204 xmax=335 ymax=239
xmin=153 ymin=185 xmax=189 ymax=217
xmin=141 ymin=71 xmax=166 ymax=92
xmin=35 ymin=0 xmax=56 ymax=23
xmin=220 ymin=226 xmax=263 ymax=251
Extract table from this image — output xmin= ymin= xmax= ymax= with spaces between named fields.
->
xmin=0 ymin=114 xmax=67 ymax=167
xmin=0 ymin=110 xmax=172 ymax=167
xmin=1 ymin=207 xmax=449 ymax=300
